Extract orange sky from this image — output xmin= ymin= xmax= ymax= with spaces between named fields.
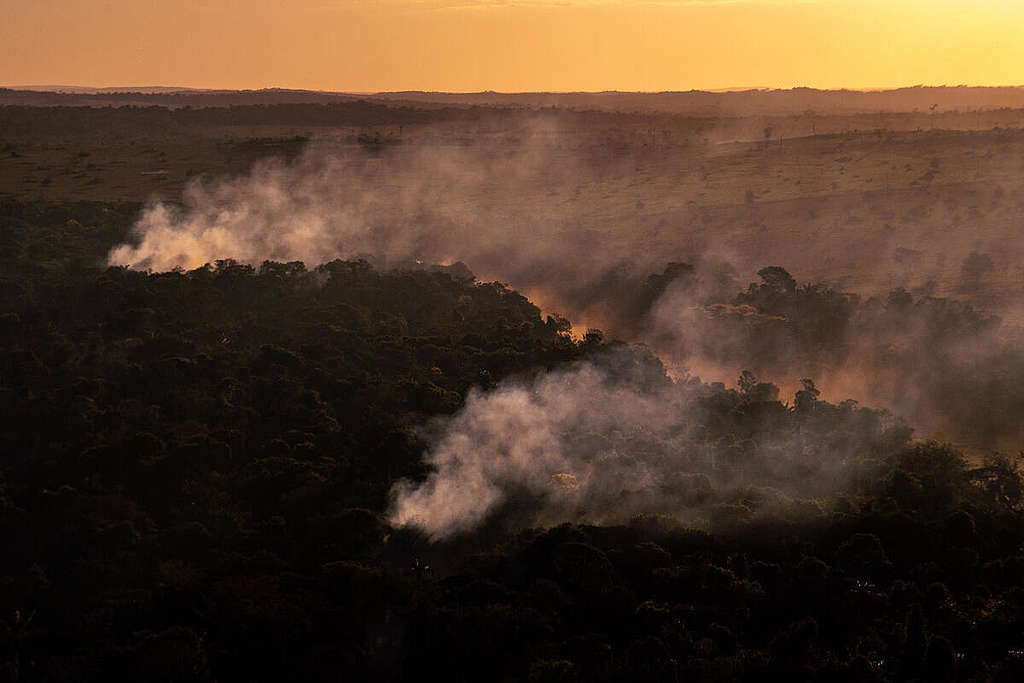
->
xmin=2 ymin=1 xmax=1023 ymax=92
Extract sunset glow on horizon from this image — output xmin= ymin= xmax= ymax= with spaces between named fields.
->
xmin=2 ymin=0 xmax=1023 ymax=92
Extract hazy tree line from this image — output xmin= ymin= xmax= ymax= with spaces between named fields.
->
xmin=579 ymin=259 xmax=1024 ymax=451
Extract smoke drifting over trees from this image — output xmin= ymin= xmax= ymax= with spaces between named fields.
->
xmin=389 ymin=348 xmax=907 ymax=540
xmin=109 ymin=129 xmax=1024 ymax=462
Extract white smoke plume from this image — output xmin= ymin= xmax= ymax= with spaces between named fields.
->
xmin=388 ymin=348 xmax=898 ymax=540
xmin=388 ymin=359 xmax=679 ymax=538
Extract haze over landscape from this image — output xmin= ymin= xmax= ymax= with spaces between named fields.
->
xmin=4 ymin=1 xmax=1024 ymax=681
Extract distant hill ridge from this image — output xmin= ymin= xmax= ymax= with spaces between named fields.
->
xmin=3 ymin=85 xmax=1024 ymax=114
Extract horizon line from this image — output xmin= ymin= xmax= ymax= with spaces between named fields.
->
xmin=5 ymin=83 xmax=1024 ymax=96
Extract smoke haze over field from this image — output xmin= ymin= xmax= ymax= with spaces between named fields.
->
xmin=109 ymin=124 xmax=1024 ymax=318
